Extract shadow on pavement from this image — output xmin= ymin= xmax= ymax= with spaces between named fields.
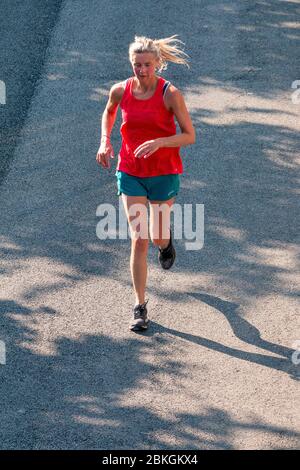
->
xmin=1 ymin=300 xmax=299 ymax=449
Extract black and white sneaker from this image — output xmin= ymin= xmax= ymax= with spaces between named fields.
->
xmin=130 ymin=300 xmax=149 ymax=332
xmin=158 ymin=230 xmax=176 ymax=270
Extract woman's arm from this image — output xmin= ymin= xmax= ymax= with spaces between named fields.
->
xmin=158 ymin=85 xmax=196 ymax=148
xmin=96 ymin=83 xmax=124 ymax=168
xmin=100 ymin=83 xmax=124 ymax=142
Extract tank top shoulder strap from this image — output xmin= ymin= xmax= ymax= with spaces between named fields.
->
xmin=120 ymin=78 xmax=132 ymax=106
xmin=123 ymin=78 xmax=131 ymax=92
xmin=150 ymin=76 xmax=167 ymax=99
xmin=162 ymin=79 xmax=171 ymax=96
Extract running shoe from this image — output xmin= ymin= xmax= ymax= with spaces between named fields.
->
xmin=158 ymin=230 xmax=176 ymax=270
xmin=130 ymin=300 xmax=149 ymax=332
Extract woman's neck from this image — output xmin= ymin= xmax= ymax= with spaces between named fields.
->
xmin=134 ymin=75 xmax=158 ymax=93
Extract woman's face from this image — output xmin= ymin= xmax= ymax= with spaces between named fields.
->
xmin=131 ymin=52 xmax=159 ymax=79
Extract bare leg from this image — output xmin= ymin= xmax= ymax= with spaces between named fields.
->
xmin=149 ymin=198 xmax=175 ymax=249
xmin=121 ymin=194 xmax=149 ymax=305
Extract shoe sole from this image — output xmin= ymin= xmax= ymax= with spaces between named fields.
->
xmin=130 ymin=321 xmax=150 ymax=332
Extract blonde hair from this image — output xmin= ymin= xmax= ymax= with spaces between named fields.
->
xmin=129 ymin=34 xmax=190 ymax=72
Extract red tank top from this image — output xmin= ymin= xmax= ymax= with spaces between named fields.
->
xmin=117 ymin=76 xmax=183 ymax=177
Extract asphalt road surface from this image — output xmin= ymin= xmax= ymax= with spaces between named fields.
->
xmin=0 ymin=0 xmax=299 ymax=450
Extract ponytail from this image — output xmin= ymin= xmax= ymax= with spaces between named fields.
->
xmin=129 ymin=34 xmax=190 ymax=72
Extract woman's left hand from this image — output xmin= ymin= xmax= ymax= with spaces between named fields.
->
xmin=134 ymin=139 xmax=161 ymax=159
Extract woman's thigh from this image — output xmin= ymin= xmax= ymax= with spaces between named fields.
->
xmin=121 ymin=194 xmax=149 ymax=240
xmin=148 ymin=197 xmax=175 ymax=242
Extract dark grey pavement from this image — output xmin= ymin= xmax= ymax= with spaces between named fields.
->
xmin=0 ymin=0 xmax=299 ymax=450
xmin=0 ymin=0 xmax=62 ymax=184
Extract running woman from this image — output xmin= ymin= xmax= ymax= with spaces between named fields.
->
xmin=96 ymin=35 xmax=195 ymax=332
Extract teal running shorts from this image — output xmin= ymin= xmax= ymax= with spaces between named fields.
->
xmin=116 ymin=170 xmax=180 ymax=201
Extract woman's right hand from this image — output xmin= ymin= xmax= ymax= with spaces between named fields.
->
xmin=96 ymin=141 xmax=114 ymax=169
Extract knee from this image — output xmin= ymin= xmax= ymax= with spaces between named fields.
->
xmin=151 ymin=237 xmax=162 ymax=247
xmin=150 ymin=228 xmax=170 ymax=247
xmin=131 ymin=237 xmax=149 ymax=253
